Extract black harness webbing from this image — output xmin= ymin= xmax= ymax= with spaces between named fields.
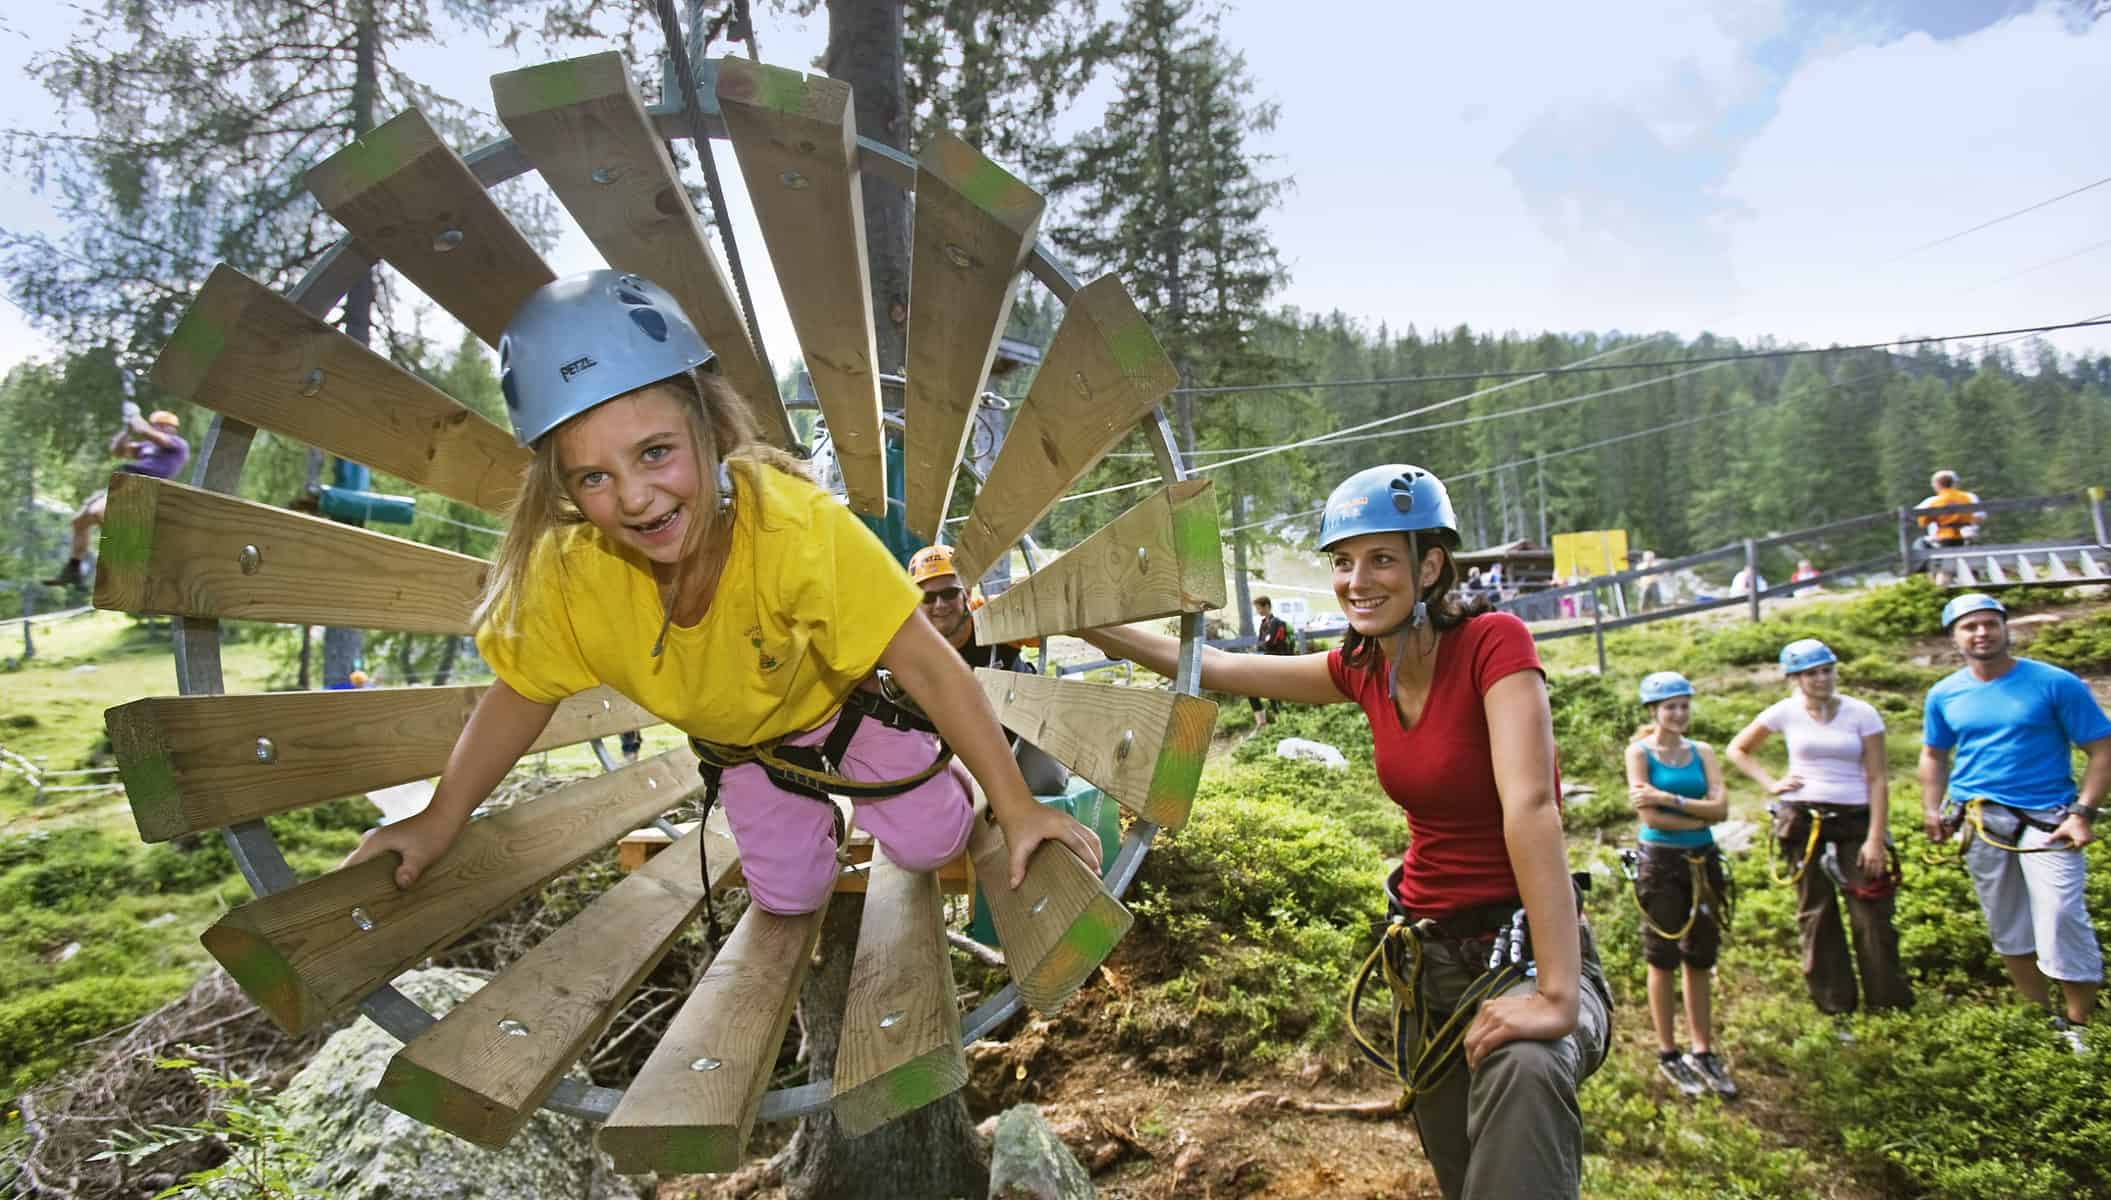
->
xmin=687 ymin=687 xmax=950 ymax=943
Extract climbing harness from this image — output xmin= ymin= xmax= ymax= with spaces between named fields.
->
xmin=1768 ymin=803 xmax=1827 ymax=885
xmin=1949 ymin=796 xmax=2072 ymax=858
xmin=1345 ymin=908 xmax=1532 ymax=1110
xmin=1618 ymin=846 xmax=1733 ymax=942
xmin=688 ymin=678 xmax=953 ymax=941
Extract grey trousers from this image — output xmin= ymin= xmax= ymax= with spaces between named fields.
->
xmin=1407 ymin=923 xmax=1614 ymax=1200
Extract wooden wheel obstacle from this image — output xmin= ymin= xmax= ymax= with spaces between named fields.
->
xmin=94 ymin=51 xmax=1225 ymax=1173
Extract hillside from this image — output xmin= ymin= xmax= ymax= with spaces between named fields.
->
xmin=5 ymin=583 xmax=2110 ymax=1198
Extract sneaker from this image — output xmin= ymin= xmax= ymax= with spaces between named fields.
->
xmin=1657 ymin=1050 xmax=1706 ymax=1097
xmin=40 ymin=559 xmax=82 ymax=588
xmin=1832 ymin=1017 xmax=1856 ymax=1045
xmin=2052 ymin=1016 xmax=2090 ymax=1057
xmin=1684 ymin=1050 xmax=1739 ymax=1098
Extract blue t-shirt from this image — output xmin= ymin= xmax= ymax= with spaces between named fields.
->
xmin=1923 ymin=657 xmax=2111 ymax=810
xmin=1637 ymin=741 xmax=1715 ymax=848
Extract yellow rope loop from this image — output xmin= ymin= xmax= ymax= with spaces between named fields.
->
xmin=1628 ymin=849 xmax=1709 ymax=942
xmin=1344 ymin=918 xmax=1529 ymax=1108
xmin=1963 ymin=796 xmax=2067 ymax=855
xmin=1769 ymin=806 xmax=1825 ymax=885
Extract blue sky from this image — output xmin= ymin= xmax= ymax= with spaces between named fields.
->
xmin=0 ymin=0 xmax=2105 ymax=374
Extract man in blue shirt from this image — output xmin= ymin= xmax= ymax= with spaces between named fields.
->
xmin=1919 ymin=594 xmax=2111 ymax=1052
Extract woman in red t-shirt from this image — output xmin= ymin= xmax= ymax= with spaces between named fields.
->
xmin=1080 ymin=464 xmax=1610 ymax=1200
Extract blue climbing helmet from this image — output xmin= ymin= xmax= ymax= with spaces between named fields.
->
xmin=1779 ymin=637 xmax=1837 ymax=675
xmin=1639 ymin=671 xmax=1694 ymax=705
xmin=1940 ymin=592 xmax=2007 ymax=630
xmin=1318 ymin=464 xmax=1458 ymax=552
xmin=498 ymin=270 xmax=716 ymax=447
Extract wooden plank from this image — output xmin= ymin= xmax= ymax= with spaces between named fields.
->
xmin=715 ymin=57 xmax=886 ymax=515
xmin=376 ymin=824 xmax=739 ymax=1148
xmin=598 ymin=898 xmax=829 ymax=1173
xmin=965 ymin=797 xmax=1131 ymax=1014
xmin=92 ymin=474 xmax=487 ymax=634
xmin=307 ymin=107 xmax=554 ymax=346
xmin=974 ymin=669 xmax=1213 ymax=832
xmin=950 ymin=276 xmax=1179 ymax=581
xmin=974 ymin=479 xmax=1224 ymax=645
xmin=491 ymin=53 xmax=794 ymax=448
xmin=201 ymin=752 xmax=703 ymax=1035
xmin=901 ymin=134 xmax=1045 ymax=541
xmin=152 ymin=265 xmax=527 ymax=513
xmin=831 ymin=846 xmax=965 ymax=1135
xmin=106 ymin=684 xmax=659 ymax=843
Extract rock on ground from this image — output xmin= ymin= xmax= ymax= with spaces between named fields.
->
xmin=987 ymin=1104 xmax=1092 ymax=1200
xmin=276 ymin=967 xmax=650 ymax=1200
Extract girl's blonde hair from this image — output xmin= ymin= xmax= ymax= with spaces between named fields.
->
xmin=475 ymin=369 xmax=808 ymax=636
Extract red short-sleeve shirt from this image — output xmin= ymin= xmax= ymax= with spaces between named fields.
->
xmin=1327 ymin=611 xmax=1554 ymax=916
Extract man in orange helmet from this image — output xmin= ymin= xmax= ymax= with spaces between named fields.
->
xmin=45 ymin=398 xmax=189 ymax=588
xmin=907 ymin=545 xmax=1067 ymax=792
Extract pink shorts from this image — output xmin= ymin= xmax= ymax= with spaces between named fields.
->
xmin=712 ymin=708 xmax=974 ymax=915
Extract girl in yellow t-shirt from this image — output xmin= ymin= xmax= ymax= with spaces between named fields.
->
xmin=344 ymin=271 xmax=1100 ymax=913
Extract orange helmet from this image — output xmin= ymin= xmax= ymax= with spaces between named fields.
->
xmin=147 ymin=410 xmax=181 ymax=429
xmin=348 ymin=669 xmax=370 ymax=687
xmin=908 ymin=545 xmax=960 ymax=585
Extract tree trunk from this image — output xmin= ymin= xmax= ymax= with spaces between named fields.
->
xmin=826 ymin=0 xmax=912 ymax=378
xmin=780 ymin=6 xmax=990 ymax=1197
xmin=1231 ymin=487 xmax=1253 ymax=641
xmin=431 ymin=635 xmax=461 ymax=687
xmin=322 ymin=3 xmax=380 ymax=689
xmin=777 ymin=901 xmax=989 ymax=1199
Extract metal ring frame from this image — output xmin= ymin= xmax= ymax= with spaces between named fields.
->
xmin=179 ymin=85 xmax=1205 ymax=1127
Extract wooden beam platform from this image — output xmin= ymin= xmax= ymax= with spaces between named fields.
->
xmin=201 ymin=752 xmax=701 ymax=1035
xmin=973 ymin=479 xmax=1224 ymax=645
xmin=376 ymin=824 xmax=738 ymax=1148
xmin=492 ymin=53 xmax=794 ymax=447
xmin=965 ymin=800 xmax=1131 ymax=1014
xmin=901 ymin=133 xmax=1044 ymax=541
xmin=974 ymin=669 xmax=1214 ymax=832
xmin=831 ymin=846 xmax=966 ymax=1136
xmin=153 ymin=265 xmax=527 ymax=513
xmin=715 ymin=58 xmax=886 ymax=515
xmin=93 ymin=475 xmax=487 ymax=634
xmin=949 ymin=276 xmax=1179 ymax=581
xmin=307 ymin=107 xmax=554 ymax=347
xmin=597 ymin=896 xmax=830 ymax=1173
xmin=107 ymin=685 xmax=657 ymax=843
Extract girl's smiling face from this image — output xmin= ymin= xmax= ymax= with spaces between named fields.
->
xmin=1330 ymin=532 xmax=1442 ymax=636
xmin=554 ymin=382 xmax=702 ymax=567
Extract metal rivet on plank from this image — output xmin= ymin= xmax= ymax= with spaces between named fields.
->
xmin=433 ymin=228 xmax=465 ymax=252
xmin=879 ymin=1010 xmax=906 ymax=1029
xmin=1116 ymin=730 xmax=1135 ymax=760
xmin=780 ymin=171 xmax=810 ymax=190
xmin=1136 ymin=547 xmax=1149 ymax=571
xmin=300 ymin=369 xmax=323 ymax=396
xmin=942 ymin=243 xmax=974 ymax=269
xmin=1029 ymin=896 xmax=1050 ymax=916
xmin=591 ymin=166 xmax=618 ymax=184
xmin=238 ymin=545 xmax=262 ymax=575
xmin=254 ymin=737 xmax=277 ymax=764
xmin=689 ymin=1057 xmax=723 ymax=1072
xmin=498 ymin=1019 xmax=530 ymax=1037
xmin=350 ymin=907 xmax=374 ymax=932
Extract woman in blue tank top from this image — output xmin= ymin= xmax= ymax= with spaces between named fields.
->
xmin=1623 ymin=671 xmax=1736 ymax=1098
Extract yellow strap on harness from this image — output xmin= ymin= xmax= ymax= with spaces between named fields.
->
xmin=1630 ymin=850 xmax=1715 ymax=942
xmin=1343 ymin=919 xmax=1528 ymax=1111
xmin=1768 ymin=806 xmax=1826 ymax=885
xmin=1961 ymin=796 xmax=2069 ymax=856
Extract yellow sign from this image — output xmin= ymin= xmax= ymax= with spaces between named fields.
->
xmin=1552 ymin=530 xmax=1629 ymax=581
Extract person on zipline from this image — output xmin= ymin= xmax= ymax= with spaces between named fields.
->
xmin=44 ymin=401 xmax=189 ymax=588
xmin=342 ymin=270 xmax=1098 ymax=914
xmin=903 ymin=542 xmax=1068 ymax=795
xmin=1623 ymin=671 xmax=1735 ymax=1098
xmin=1727 ymin=639 xmax=1912 ymax=1020
xmin=1247 ymin=594 xmax=1294 ymax=727
xmin=1919 ymin=593 xmax=2109 ymax=1055
xmin=1079 ymin=464 xmax=1610 ymax=1200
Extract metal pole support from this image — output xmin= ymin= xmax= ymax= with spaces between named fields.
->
xmin=2089 ymin=486 xmax=2107 ymax=548
xmin=1591 ymin=581 xmax=1607 ymax=676
xmin=19 ymin=591 xmax=31 ymax=661
xmin=1744 ymin=538 xmax=1760 ymax=623
xmin=1897 ymin=506 xmax=1915 ymax=577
